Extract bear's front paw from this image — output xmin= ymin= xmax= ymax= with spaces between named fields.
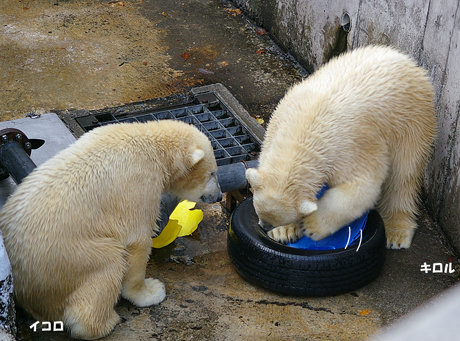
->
xmin=123 ymin=278 xmax=166 ymax=307
xmin=267 ymin=223 xmax=303 ymax=243
xmin=302 ymin=213 xmax=337 ymax=241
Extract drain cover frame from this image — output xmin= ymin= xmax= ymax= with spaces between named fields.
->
xmin=71 ymin=84 xmax=264 ymax=167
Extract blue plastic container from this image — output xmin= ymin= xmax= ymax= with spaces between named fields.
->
xmin=286 ymin=184 xmax=369 ymax=250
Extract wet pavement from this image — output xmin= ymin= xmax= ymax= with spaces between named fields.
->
xmin=1 ymin=0 xmax=459 ymax=340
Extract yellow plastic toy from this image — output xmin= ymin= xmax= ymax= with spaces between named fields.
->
xmin=152 ymin=200 xmax=203 ymax=248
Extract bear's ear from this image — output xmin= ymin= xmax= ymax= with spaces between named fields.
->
xmin=190 ymin=149 xmax=205 ymax=166
xmin=246 ymin=168 xmax=263 ymax=188
xmin=299 ymin=200 xmax=317 ymax=216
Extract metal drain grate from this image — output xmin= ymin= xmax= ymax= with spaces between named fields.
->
xmin=75 ymin=91 xmax=261 ymax=166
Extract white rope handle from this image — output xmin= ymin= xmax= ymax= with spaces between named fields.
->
xmin=344 ymin=226 xmax=351 ymax=249
xmin=356 ymin=228 xmax=363 ymax=252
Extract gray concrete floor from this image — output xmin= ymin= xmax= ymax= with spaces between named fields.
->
xmin=1 ymin=0 xmax=459 ymax=340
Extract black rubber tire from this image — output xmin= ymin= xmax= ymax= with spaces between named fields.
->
xmin=227 ymin=197 xmax=386 ymax=296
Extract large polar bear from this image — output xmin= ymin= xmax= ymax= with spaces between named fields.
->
xmin=246 ymin=45 xmax=436 ymax=250
xmin=0 ymin=120 xmax=222 ymax=340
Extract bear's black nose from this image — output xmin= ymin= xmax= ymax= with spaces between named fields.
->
xmin=200 ymin=192 xmax=222 ymax=203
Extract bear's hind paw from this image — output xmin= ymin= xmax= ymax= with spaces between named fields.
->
xmin=386 ymin=230 xmax=414 ymax=249
xmin=67 ymin=308 xmax=121 ymax=340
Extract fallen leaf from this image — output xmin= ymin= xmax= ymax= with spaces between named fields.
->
xmin=197 ymin=68 xmax=214 ymax=75
xmin=256 ymin=27 xmax=266 ymax=36
xmin=359 ymin=309 xmax=372 ymax=316
xmin=256 ymin=49 xmax=266 ymax=54
xmin=143 ymin=61 xmax=148 ymax=66
xmin=23 ymin=6 xmax=29 ymax=10
xmin=256 ymin=118 xmax=264 ymax=124
xmin=108 ymin=1 xmax=124 ymax=6
xmin=227 ymin=8 xmax=242 ymax=15
xmin=181 ymin=52 xmax=190 ymax=61
xmin=221 ymin=61 xmax=229 ymax=66
xmin=161 ymin=11 xmax=166 ymax=17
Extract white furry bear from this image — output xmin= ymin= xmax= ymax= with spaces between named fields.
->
xmin=246 ymin=45 xmax=436 ymax=250
xmin=0 ymin=120 xmax=222 ymax=340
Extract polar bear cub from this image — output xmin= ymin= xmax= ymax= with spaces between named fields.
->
xmin=246 ymin=45 xmax=436 ymax=249
xmin=0 ymin=120 xmax=222 ymax=340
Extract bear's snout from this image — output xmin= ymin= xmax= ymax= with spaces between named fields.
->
xmin=199 ymin=174 xmax=222 ymax=203
xmin=200 ymin=191 xmax=222 ymax=203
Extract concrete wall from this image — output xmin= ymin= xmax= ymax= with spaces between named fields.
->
xmin=233 ymin=0 xmax=460 ymax=252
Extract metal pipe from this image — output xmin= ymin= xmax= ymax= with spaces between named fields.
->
xmin=216 ymin=160 xmax=258 ymax=193
xmin=0 ymin=141 xmax=37 ymax=184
